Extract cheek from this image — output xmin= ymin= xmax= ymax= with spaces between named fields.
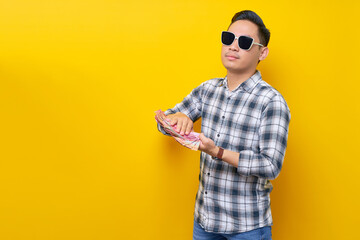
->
xmin=239 ymin=51 xmax=256 ymax=63
xmin=220 ymin=48 xmax=227 ymax=62
xmin=220 ymin=46 xmax=226 ymax=56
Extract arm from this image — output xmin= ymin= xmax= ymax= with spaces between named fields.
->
xmin=199 ymin=95 xmax=291 ymax=180
xmin=156 ymin=83 xmax=203 ymax=136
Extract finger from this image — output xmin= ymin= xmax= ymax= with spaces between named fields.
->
xmin=180 ymin=119 xmax=189 ymax=135
xmin=158 ymin=111 xmax=167 ymax=121
xmin=176 ymin=119 xmax=183 ymax=132
xmin=180 ymin=120 xmax=187 ymax=135
xmin=156 ymin=113 xmax=164 ymax=124
xmin=161 ymin=113 xmax=168 ymax=121
xmin=198 ymin=137 xmax=205 ymax=151
xmin=199 ymin=133 xmax=206 ymax=141
xmin=199 ymin=133 xmax=203 ymax=139
xmin=185 ymin=121 xmax=193 ymax=135
xmin=158 ymin=113 xmax=165 ymax=122
xmin=170 ymin=116 xmax=178 ymax=126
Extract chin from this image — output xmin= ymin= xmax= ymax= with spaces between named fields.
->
xmin=222 ymin=61 xmax=243 ymax=70
xmin=222 ymin=60 xmax=237 ymax=68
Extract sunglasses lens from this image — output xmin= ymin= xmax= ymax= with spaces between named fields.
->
xmin=238 ymin=36 xmax=253 ymax=50
xmin=221 ymin=31 xmax=235 ymax=45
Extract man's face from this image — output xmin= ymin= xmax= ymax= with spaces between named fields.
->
xmin=221 ymin=20 xmax=266 ymax=73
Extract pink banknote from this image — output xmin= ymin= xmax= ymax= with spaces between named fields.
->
xmin=155 ymin=109 xmax=201 ymax=151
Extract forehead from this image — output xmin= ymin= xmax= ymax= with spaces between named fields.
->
xmin=228 ymin=20 xmax=259 ymax=39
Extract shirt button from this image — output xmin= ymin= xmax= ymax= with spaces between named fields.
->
xmin=217 ymin=134 xmax=220 ymax=137
xmin=222 ymin=116 xmax=225 ymax=119
xmin=207 ymin=173 xmax=210 ymax=176
xmin=227 ymin=97 xmax=231 ymax=100
xmin=205 ymin=191 xmax=207 ymax=194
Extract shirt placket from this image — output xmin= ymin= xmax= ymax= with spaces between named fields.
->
xmin=202 ymin=87 xmax=234 ymax=230
xmin=213 ymin=88 xmax=234 ymax=146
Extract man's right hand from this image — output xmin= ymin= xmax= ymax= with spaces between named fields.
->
xmin=166 ymin=112 xmax=194 ymax=136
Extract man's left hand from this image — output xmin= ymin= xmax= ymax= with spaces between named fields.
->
xmin=198 ymin=133 xmax=218 ymax=157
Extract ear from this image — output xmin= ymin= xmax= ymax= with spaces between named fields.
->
xmin=259 ymin=47 xmax=269 ymax=61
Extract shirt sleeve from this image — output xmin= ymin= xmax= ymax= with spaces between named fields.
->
xmin=156 ymin=83 xmax=204 ymax=136
xmin=237 ymin=94 xmax=291 ymax=180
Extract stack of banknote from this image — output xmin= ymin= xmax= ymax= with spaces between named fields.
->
xmin=155 ymin=109 xmax=201 ymax=151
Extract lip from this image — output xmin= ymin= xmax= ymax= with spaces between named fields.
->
xmin=225 ymin=54 xmax=239 ymax=60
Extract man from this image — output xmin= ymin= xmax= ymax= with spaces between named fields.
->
xmin=156 ymin=10 xmax=290 ymax=240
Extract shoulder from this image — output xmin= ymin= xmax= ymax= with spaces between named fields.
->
xmin=188 ymin=77 xmax=224 ymax=95
xmin=196 ymin=77 xmax=225 ymax=92
xmin=202 ymin=77 xmax=224 ymax=87
xmin=254 ymin=80 xmax=291 ymax=113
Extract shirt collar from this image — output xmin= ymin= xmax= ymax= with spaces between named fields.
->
xmin=220 ymin=70 xmax=262 ymax=93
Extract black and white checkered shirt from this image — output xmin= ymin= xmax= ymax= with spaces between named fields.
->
xmin=157 ymin=70 xmax=291 ymax=233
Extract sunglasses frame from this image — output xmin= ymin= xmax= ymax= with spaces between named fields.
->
xmin=221 ymin=31 xmax=264 ymax=51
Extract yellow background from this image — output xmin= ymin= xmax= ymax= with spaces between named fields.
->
xmin=0 ymin=0 xmax=359 ymax=239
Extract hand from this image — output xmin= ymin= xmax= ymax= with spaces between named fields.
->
xmin=166 ymin=112 xmax=194 ymax=136
xmin=155 ymin=110 xmax=168 ymax=125
xmin=198 ymin=133 xmax=218 ymax=157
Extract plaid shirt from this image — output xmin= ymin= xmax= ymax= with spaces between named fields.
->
xmin=157 ymin=70 xmax=291 ymax=233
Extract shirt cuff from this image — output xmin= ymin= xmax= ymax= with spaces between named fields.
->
xmin=157 ymin=122 xmax=171 ymax=136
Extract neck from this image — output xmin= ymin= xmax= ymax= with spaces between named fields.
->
xmin=226 ymin=69 xmax=257 ymax=91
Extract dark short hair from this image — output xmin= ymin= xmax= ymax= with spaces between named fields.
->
xmin=228 ymin=10 xmax=270 ymax=47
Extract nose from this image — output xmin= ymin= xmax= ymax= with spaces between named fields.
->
xmin=229 ymin=38 xmax=239 ymax=51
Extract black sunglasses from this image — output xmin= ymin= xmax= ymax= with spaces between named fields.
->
xmin=221 ymin=31 xmax=264 ymax=51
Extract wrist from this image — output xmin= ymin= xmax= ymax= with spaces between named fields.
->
xmin=211 ymin=146 xmax=224 ymax=160
xmin=211 ymin=146 xmax=220 ymax=157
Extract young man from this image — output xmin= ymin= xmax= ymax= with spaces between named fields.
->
xmin=156 ymin=10 xmax=291 ymax=240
